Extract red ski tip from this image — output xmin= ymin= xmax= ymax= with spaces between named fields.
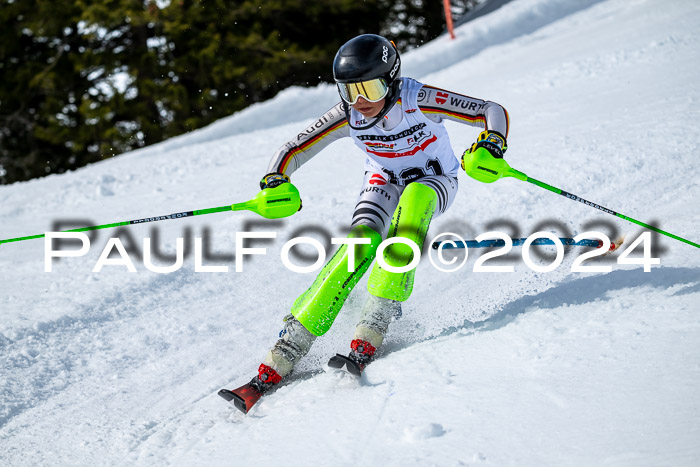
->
xmin=218 ymin=384 xmax=264 ymax=414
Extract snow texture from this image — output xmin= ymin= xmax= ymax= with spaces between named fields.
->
xmin=1 ymin=0 xmax=699 ymax=465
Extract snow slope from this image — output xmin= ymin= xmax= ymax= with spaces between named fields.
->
xmin=1 ymin=0 xmax=699 ymax=465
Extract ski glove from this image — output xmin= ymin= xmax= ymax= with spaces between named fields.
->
xmin=463 ymin=130 xmax=507 ymax=161
xmin=259 ymin=172 xmax=303 ymax=213
xmin=260 ymin=172 xmax=291 ymax=190
xmin=461 ymin=130 xmax=509 ymax=183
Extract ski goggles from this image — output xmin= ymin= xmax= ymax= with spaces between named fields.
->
xmin=337 ymin=78 xmax=389 ymax=105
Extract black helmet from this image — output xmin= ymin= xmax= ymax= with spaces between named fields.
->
xmin=333 ymin=34 xmax=402 ymax=130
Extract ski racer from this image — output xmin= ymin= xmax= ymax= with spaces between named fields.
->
xmin=222 ymin=34 xmax=510 ymax=411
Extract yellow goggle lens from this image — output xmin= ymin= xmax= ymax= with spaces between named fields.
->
xmin=337 ymin=78 xmax=389 ymax=104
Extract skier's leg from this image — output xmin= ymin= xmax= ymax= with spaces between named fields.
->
xmin=367 ymin=174 xmax=458 ymax=301
xmin=354 ymin=175 xmax=458 ymax=356
xmin=261 ymin=172 xmax=400 ymax=377
xmin=353 ymin=294 xmax=401 ymax=349
xmin=262 ymin=314 xmax=317 ymax=377
xmin=289 ymin=223 xmax=382 ymax=336
xmin=220 ymin=315 xmax=312 ymax=410
xmin=366 ymin=181 xmax=437 ymax=301
xmin=349 ymin=183 xmax=437 ymax=359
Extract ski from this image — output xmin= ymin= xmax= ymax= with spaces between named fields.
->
xmin=220 ymin=356 xmax=364 ymax=413
xmin=218 ymin=383 xmax=264 ymax=414
xmin=218 ymin=364 xmax=282 ymax=414
xmin=327 ymin=353 xmax=364 ymax=376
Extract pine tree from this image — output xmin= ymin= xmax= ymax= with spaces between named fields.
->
xmin=0 ymin=0 xmax=479 ymax=185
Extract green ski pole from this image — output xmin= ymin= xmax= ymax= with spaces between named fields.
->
xmin=462 ymin=149 xmax=699 ymax=249
xmin=0 ymin=183 xmax=301 ymax=246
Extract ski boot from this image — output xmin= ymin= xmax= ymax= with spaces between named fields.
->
xmin=328 ymin=339 xmax=376 ymax=376
xmin=218 ymin=364 xmax=282 ymax=414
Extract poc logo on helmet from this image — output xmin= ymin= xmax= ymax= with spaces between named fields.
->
xmin=389 ymin=58 xmax=400 ymax=78
xmin=382 ymin=46 xmax=389 ymax=63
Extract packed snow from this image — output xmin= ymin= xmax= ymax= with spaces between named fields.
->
xmin=1 ymin=0 xmax=699 ymax=465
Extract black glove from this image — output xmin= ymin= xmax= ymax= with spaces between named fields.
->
xmin=461 ymin=130 xmax=510 ymax=183
xmin=259 ymin=172 xmax=303 ymax=212
xmin=465 ymin=130 xmax=507 ymax=159
xmin=259 ymin=172 xmax=290 ymax=190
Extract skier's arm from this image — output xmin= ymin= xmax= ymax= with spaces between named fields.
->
xmin=416 ymin=85 xmax=509 ymax=139
xmin=417 ymin=84 xmax=509 ymax=181
xmin=265 ymin=102 xmax=350 ymax=177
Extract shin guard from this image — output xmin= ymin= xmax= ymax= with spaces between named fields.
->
xmin=291 ymin=224 xmax=382 ymax=336
xmin=367 ymin=183 xmax=437 ymax=301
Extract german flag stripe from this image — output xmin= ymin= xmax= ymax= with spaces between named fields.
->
xmin=419 ymin=106 xmax=486 ymax=125
xmin=277 ymin=118 xmax=348 ymax=174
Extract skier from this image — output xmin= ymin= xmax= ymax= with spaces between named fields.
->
xmin=220 ymin=34 xmax=509 ymax=412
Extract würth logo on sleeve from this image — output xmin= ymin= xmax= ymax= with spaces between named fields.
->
xmin=435 ymin=92 xmax=448 ymax=105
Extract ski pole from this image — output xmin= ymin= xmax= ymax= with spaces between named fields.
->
xmin=0 ymin=183 xmax=301 ymax=246
xmin=462 ymin=150 xmax=700 ymax=249
xmin=431 ymin=237 xmax=602 ymax=250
